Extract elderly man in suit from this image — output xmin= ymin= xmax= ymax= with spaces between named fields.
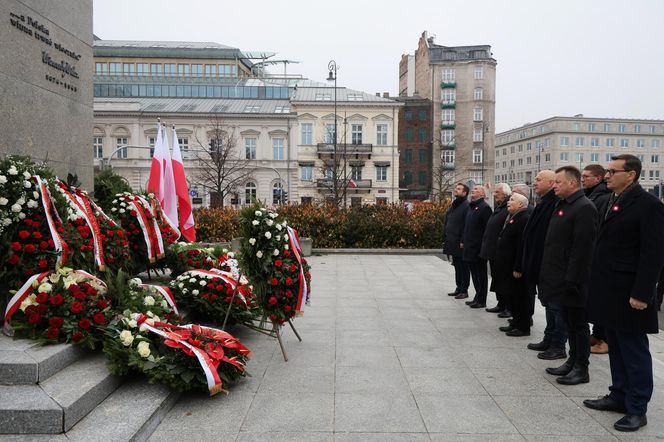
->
xmin=538 ymin=166 xmax=598 ymax=385
xmin=444 ymin=183 xmax=470 ymax=299
xmin=461 ymin=185 xmax=492 ymax=308
xmin=583 ymin=154 xmax=664 ymax=432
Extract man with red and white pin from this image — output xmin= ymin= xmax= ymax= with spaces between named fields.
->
xmin=584 ymin=154 xmax=664 ymax=432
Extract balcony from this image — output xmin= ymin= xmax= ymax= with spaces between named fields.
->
xmin=441 ymin=143 xmax=456 ymax=150
xmin=441 ymin=163 xmax=456 ymax=170
xmin=440 ymin=123 xmax=456 ymax=130
xmin=316 ymin=178 xmax=372 ymax=192
xmin=316 ymin=143 xmax=373 ymax=159
xmin=440 ymin=102 xmax=456 ymax=109
xmin=440 ymin=81 xmax=456 ymax=89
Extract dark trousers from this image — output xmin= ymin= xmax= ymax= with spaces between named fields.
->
xmin=452 ymin=255 xmax=470 ymax=293
xmin=606 ymin=328 xmax=653 ymax=416
xmin=591 ymin=324 xmax=606 ymax=341
xmin=509 ymin=287 xmax=530 ymax=331
xmin=467 ymin=259 xmax=488 ymax=303
xmin=563 ymin=305 xmax=590 ymax=368
xmin=488 ymin=260 xmax=506 ymax=308
xmin=526 ymin=281 xmax=537 ymax=318
xmin=543 ymin=301 xmax=567 ymax=349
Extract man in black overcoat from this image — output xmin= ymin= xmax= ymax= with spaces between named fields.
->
xmin=522 ymin=170 xmax=567 ymax=360
xmin=583 ymin=154 xmax=664 ymax=432
xmin=443 ymin=183 xmax=470 ymax=299
xmin=538 ymin=166 xmax=598 ymax=385
xmin=462 ymin=185 xmax=492 ymax=308
xmin=479 ymin=183 xmax=511 ymax=314
xmin=582 ymin=164 xmax=612 ymax=355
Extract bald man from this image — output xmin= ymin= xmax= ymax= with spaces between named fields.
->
xmin=521 ymin=170 xmax=567 ymax=360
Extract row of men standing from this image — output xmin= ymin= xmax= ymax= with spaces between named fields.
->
xmin=442 ymin=154 xmax=664 ymax=432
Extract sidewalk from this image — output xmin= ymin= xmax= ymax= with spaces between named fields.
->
xmin=149 ymin=254 xmax=664 ymax=441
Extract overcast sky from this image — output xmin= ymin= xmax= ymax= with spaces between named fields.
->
xmin=93 ymin=0 xmax=664 ymax=132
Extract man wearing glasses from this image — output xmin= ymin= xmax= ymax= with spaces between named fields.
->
xmin=583 ymin=154 xmax=664 ymax=432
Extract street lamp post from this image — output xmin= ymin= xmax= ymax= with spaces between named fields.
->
xmin=103 ymin=144 xmax=152 ymax=169
xmin=481 ymin=122 xmax=489 ymax=185
xmin=327 ymin=60 xmax=340 ymax=207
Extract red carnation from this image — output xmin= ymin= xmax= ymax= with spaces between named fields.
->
xmin=28 ymin=314 xmax=41 ymax=325
xmin=25 ymin=305 xmax=37 ymax=315
xmin=40 ymin=241 xmax=49 ymax=249
xmin=284 ymin=305 xmax=292 ymax=313
xmin=49 ymin=316 xmax=64 ymax=328
xmin=10 ymin=242 xmax=21 ymax=251
xmin=79 ymin=318 xmax=91 ymax=329
xmin=24 ymin=219 xmax=33 ymax=226
xmin=73 ymin=291 xmax=86 ymax=300
xmin=46 ymin=327 xmax=60 ymax=340
xmin=289 ymin=264 xmax=297 ymax=273
xmin=70 ymin=302 xmax=84 ymax=314
xmin=270 ymin=278 xmax=278 ymax=286
xmin=96 ymin=299 xmax=108 ymax=309
xmin=38 ymin=259 xmax=49 ymax=269
xmin=86 ymin=286 xmax=97 ymax=296
xmin=285 ymin=277 xmax=293 ymax=286
xmin=49 ymin=294 xmax=64 ymax=306
xmin=32 ymin=232 xmax=42 ymax=239
xmin=106 ymin=230 xmax=114 ymax=237
xmin=268 ymin=296 xmax=278 ymax=305
xmin=186 ymin=259 xmax=194 ymax=266
xmin=93 ymin=312 xmax=106 ymax=325
xmin=210 ymin=294 xmax=218 ymax=300
xmin=225 ymin=296 xmax=232 ymax=303
xmin=18 ymin=230 xmax=30 ymax=239
xmin=7 ymin=255 xmax=19 ymax=265
xmin=284 ymin=250 xmax=291 ymax=257
xmin=216 ymin=285 xmax=224 ymax=292
xmin=48 ymin=239 xmax=54 ymax=248
xmin=305 ymin=272 xmax=311 ymax=279
xmin=24 ymin=244 xmax=37 ymax=253
xmin=269 ymin=314 xmax=277 ymax=322
xmin=37 ymin=304 xmax=49 ymax=314
xmin=36 ymin=292 xmax=49 ymax=303
xmin=285 ymin=290 xmax=293 ymax=298
xmin=72 ymin=332 xmax=84 ymax=342
xmin=274 ymin=259 xmax=283 ymax=267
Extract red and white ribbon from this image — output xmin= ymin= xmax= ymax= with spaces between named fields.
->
xmin=139 ymin=284 xmax=179 ymax=315
xmin=34 ymin=176 xmax=69 ymax=267
xmin=127 ymin=198 xmax=157 ymax=263
xmin=3 ymin=272 xmax=50 ymax=334
xmin=137 ymin=196 xmax=165 ymax=259
xmin=287 ymin=226 xmax=309 ymax=312
xmin=182 ymin=269 xmax=247 ymax=305
xmin=89 ymin=199 xmax=118 ymax=227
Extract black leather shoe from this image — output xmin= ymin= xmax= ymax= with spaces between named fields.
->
xmin=499 ymin=325 xmax=514 ymax=332
xmin=527 ymin=341 xmax=549 ymax=351
xmin=506 ymin=329 xmax=530 ymax=337
xmin=545 ymin=360 xmax=574 ymax=376
xmin=614 ymin=414 xmax=647 ymax=432
xmin=485 ymin=305 xmax=502 ymax=313
xmin=556 ymin=366 xmax=589 ymax=385
xmin=448 ymin=291 xmax=459 ymax=296
xmin=583 ymin=395 xmax=626 ymax=413
xmin=537 ymin=348 xmax=567 ymax=360
xmin=465 ymin=300 xmax=476 ymax=305
xmin=470 ymin=303 xmax=486 ymax=309
xmin=454 ymin=292 xmax=469 ymax=299
xmin=497 ymin=309 xmax=512 ymax=318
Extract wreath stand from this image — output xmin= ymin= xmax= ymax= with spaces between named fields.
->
xmin=220 ymin=271 xmax=302 ymax=362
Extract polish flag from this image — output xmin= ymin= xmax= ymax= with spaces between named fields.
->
xmin=172 ymin=126 xmax=196 ymax=242
xmin=147 ymin=122 xmax=178 ymax=227
xmin=161 ymin=127 xmax=178 ymax=227
xmin=348 ymin=179 xmax=358 ymax=188
xmin=147 ymin=123 xmax=165 ymax=198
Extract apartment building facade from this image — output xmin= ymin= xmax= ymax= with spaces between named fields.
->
xmin=495 ymin=116 xmax=664 ymax=192
xmin=394 ymin=96 xmax=432 ymax=200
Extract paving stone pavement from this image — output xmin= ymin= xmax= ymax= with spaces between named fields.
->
xmin=149 ymin=254 xmax=664 ymax=441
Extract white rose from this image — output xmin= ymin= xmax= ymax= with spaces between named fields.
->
xmin=178 ymin=282 xmax=184 ymax=288
xmin=2 ymin=218 xmax=11 ymax=226
xmin=18 ymin=212 xmax=25 ymax=219
xmin=119 ymin=209 xmax=125 ymax=214
xmin=111 ymin=207 xmax=117 ymax=212
xmin=284 ymin=244 xmax=290 ymax=250
xmin=120 ymin=330 xmax=134 ymax=346
xmin=276 ymin=224 xmax=282 ymax=231
xmin=284 ymin=234 xmax=289 ymax=241
xmin=23 ymin=171 xmax=31 ymax=179
xmin=127 ymin=320 xmax=137 ymax=328
xmin=23 ymin=181 xmax=31 ymax=188
xmin=189 ymin=277 xmax=197 ymax=283
xmin=119 ymin=197 xmax=125 ymax=201
xmin=161 ymin=300 xmax=168 ymax=309
xmin=129 ymin=278 xmax=142 ymax=288
xmin=200 ymin=280 xmax=207 ymax=287
xmin=143 ymin=296 xmax=155 ymax=306
xmin=146 ymin=310 xmax=154 ymax=317
xmin=252 ymin=220 xmax=259 ymax=226
xmin=27 ymin=200 xmax=38 ymax=208
xmin=8 ymin=167 xmax=18 ymax=175
xmin=192 ymin=289 xmax=199 ymax=295
xmin=17 ymin=198 xmax=24 ymax=205
xmin=0 ymin=198 xmax=7 ymax=206
xmin=273 ymin=249 xmax=279 ymax=256
xmin=269 ymin=213 xmax=278 ymax=219
xmin=275 ymin=235 xmax=281 ymax=241
xmin=33 ymin=191 xmax=38 ymax=199
xmin=145 ymin=318 xmax=155 ymax=326
xmin=0 ymin=175 xmax=6 ymax=184
xmin=255 ymin=210 xmax=262 ymax=216
xmin=256 ymin=251 xmax=263 ymax=258
xmin=37 ymin=282 xmax=53 ymax=293
xmin=265 ymin=231 xmax=272 ymax=239
xmin=11 ymin=204 xmax=21 ymax=213
xmin=266 ymin=219 xmax=274 ymax=226
xmin=248 ymin=238 xmax=256 ymax=245
xmin=182 ymin=288 xmax=188 ymax=294
xmin=137 ymin=341 xmax=151 ymax=358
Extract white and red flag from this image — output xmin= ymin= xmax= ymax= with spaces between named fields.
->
xmin=147 ymin=122 xmax=178 ymax=227
xmin=172 ymin=126 xmax=196 ymax=242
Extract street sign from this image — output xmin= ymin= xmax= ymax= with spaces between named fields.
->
xmin=192 ymin=197 xmax=203 ymax=204
xmin=189 ymin=190 xmax=198 ymax=197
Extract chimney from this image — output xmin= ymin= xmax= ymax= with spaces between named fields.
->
xmin=375 ymin=92 xmax=380 ymax=97
xmin=383 ymin=92 xmax=389 ymax=98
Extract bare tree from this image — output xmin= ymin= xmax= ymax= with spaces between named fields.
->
xmin=192 ymin=115 xmax=253 ymax=208
xmin=315 ymin=118 xmax=357 ymax=207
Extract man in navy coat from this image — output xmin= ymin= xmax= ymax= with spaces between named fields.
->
xmin=461 ymin=185 xmax=492 ymax=308
xmin=443 ymin=183 xmax=470 ymax=298
xmin=583 ymin=154 xmax=664 ymax=432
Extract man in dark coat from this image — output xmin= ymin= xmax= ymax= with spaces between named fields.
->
xmin=583 ymin=154 xmax=664 ymax=432
xmin=479 ymin=183 xmax=511 ymax=314
xmin=443 ymin=183 xmax=470 ymax=299
xmin=494 ymin=193 xmax=531 ymax=336
xmin=461 ymin=185 xmax=492 ymax=308
xmin=522 ymin=170 xmax=567 ymax=360
xmin=582 ymin=164 xmax=612 ymax=355
xmin=538 ymin=166 xmax=597 ymax=385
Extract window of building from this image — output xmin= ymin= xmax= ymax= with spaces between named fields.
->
xmin=405 ymin=127 xmax=414 ymax=141
xmin=618 ymin=124 xmax=625 ymax=133
xmin=245 ymin=138 xmax=257 ymax=160
xmin=473 ymin=107 xmax=483 ymax=122
xmin=163 ymin=63 xmax=175 ymax=76
xmin=474 ymin=88 xmax=483 ymax=100
xmin=560 ymin=152 xmax=569 ymax=161
xmin=469 ymin=171 xmax=483 ymax=185
xmin=442 ymin=150 xmax=455 ymax=165
xmin=403 ymin=171 xmax=413 ymax=185
xmin=527 ymin=142 xmax=533 ymax=151
xmin=376 ymin=124 xmax=388 ymax=145
xmin=638 ymin=154 xmax=645 ymax=162
xmin=273 ymin=182 xmax=284 ymax=204
xmin=351 ymin=165 xmax=362 ymax=180
xmin=219 ymin=65 xmax=237 ymax=77
xmin=274 ymin=105 xmax=290 ymax=114
xmin=205 ymin=64 xmax=217 ymax=77
xmin=573 ymin=122 xmax=580 ymax=131
xmin=518 ymin=144 xmax=523 ymax=152
xmin=418 ymin=127 xmax=427 ymax=141
xmin=650 ymin=125 xmax=657 ymax=134
xmin=136 ymin=63 xmax=149 ymax=76
xmin=510 ymin=146 xmax=515 ymax=154
xmin=620 ymin=138 xmax=629 ymax=148
xmin=591 ymin=138 xmax=600 ymax=147
xmin=404 ymin=149 xmax=413 ymax=163
xmin=637 ymin=139 xmax=645 ymax=148
xmin=473 ymin=128 xmax=483 ymax=142
xmin=545 ymin=153 xmax=551 ymax=162
xmin=325 ymin=124 xmax=336 ymax=143
xmin=606 ymin=138 xmax=615 ymax=147
xmin=575 ymin=137 xmax=585 ymax=147
xmin=301 ymin=123 xmax=312 ymax=145
xmin=419 ymin=149 xmax=427 ymax=162
xmin=652 ymin=155 xmax=659 ymax=163
xmin=635 ymin=124 xmax=641 ymax=133
xmin=95 ymin=62 xmax=108 ymax=75
xmin=518 ymin=158 xmax=523 ymax=166
xmin=474 ymin=66 xmax=484 ymax=80
xmin=116 ymin=137 xmax=128 ymax=159
xmin=150 ymin=63 xmax=162 ymax=76
xmin=245 ymin=182 xmax=256 ymax=204
xmin=588 ymin=123 xmax=596 ymax=132
xmin=560 ymin=136 xmax=569 ymax=146
xmin=404 ymin=110 xmax=413 ymax=120
xmin=591 ymin=153 xmax=599 ymax=162
xmin=122 ymin=63 xmax=135 ymax=76
xmin=545 ymin=138 xmax=551 ymax=148
xmin=526 ymin=156 xmax=532 ymax=165
xmin=442 ymin=89 xmax=456 ymax=104
xmin=347 ymin=93 xmax=364 ymax=101
xmin=473 ymin=149 xmax=483 ymax=164
xmin=576 ymin=153 xmax=584 ymax=163
xmin=605 ymin=153 xmax=612 ymax=162
xmin=191 ymin=64 xmax=203 ymax=77
xmin=351 ymin=124 xmax=363 ymax=144
xmin=604 ymin=123 xmax=611 ymax=132
xmin=93 ymin=137 xmax=103 ymax=158
xmin=376 ymin=165 xmax=387 ymax=181
xmin=418 ymin=110 xmax=427 ymax=120
xmin=442 ymin=68 xmax=455 ymax=82
xmin=300 ymin=165 xmax=313 ymax=181
xmin=272 ymin=138 xmax=285 ymax=160
xmin=418 ymin=171 xmax=427 ymax=185
xmin=177 ymin=64 xmax=190 ymax=77
xmin=653 ymin=139 xmax=661 ymax=148
xmin=148 ymin=137 xmax=155 ymax=157
xmin=108 ymin=62 xmax=121 ymax=75
xmin=325 ymin=166 xmax=333 ymax=179
xmin=441 ymin=130 xmax=455 ymax=145
xmin=442 ymin=109 xmax=455 ymax=125
xmin=243 ymin=105 xmax=260 ymax=113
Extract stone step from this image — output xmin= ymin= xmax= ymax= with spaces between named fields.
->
xmin=65 ymin=378 xmax=180 ymax=442
xmin=0 ymin=353 xmax=123 ymax=434
xmin=0 ymin=335 xmax=86 ymax=385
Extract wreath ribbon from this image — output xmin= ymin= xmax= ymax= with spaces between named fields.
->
xmin=287 ymin=226 xmax=309 ymax=312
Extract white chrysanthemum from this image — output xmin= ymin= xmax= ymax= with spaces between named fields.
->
xmin=111 ymin=207 xmax=117 ymax=212
xmin=161 ymin=299 xmax=168 ymax=309
xmin=275 ymin=235 xmax=281 ymax=241
xmin=189 ymin=277 xmax=197 ymax=283
xmin=0 ymin=175 xmax=6 ymax=184
xmin=33 ymin=191 xmax=38 ymax=199
xmin=273 ymin=249 xmax=279 ymax=256
xmin=276 ymin=224 xmax=282 ymax=231
xmin=255 ymin=210 xmax=262 ymax=217
xmin=284 ymin=244 xmax=290 ymax=250
xmin=192 ymin=289 xmax=199 ymax=295
xmin=23 ymin=171 xmax=31 ymax=179
xmin=119 ymin=209 xmax=125 ymax=214
xmin=27 ymin=199 xmax=38 ymax=208
xmin=23 ymin=181 xmax=31 ymax=188
xmin=256 ymin=250 xmax=263 ymax=258
xmin=269 ymin=213 xmax=278 ymax=219
xmin=178 ymin=282 xmax=184 ymax=288
xmin=248 ymin=238 xmax=256 ymax=245
xmin=284 ymin=234 xmax=289 ymax=241
xmin=199 ymin=280 xmax=207 ymax=287
xmin=8 ymin=167 xmax=18 ymax=176
xmin=252 ymin=220 xmax=259 ymax=226
xmin=264 ymin=231 xmax=272 ymax=239
xmin=143 ymin=296 xmax=155 ymax=306
xmin=128 ymin=278 xmax=142 ymax=288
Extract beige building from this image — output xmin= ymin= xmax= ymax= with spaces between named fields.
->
xmin=495 ymin=116 xmax=664 ymax=192
xmin=400 ymin=31 xmax=496 ymax=194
